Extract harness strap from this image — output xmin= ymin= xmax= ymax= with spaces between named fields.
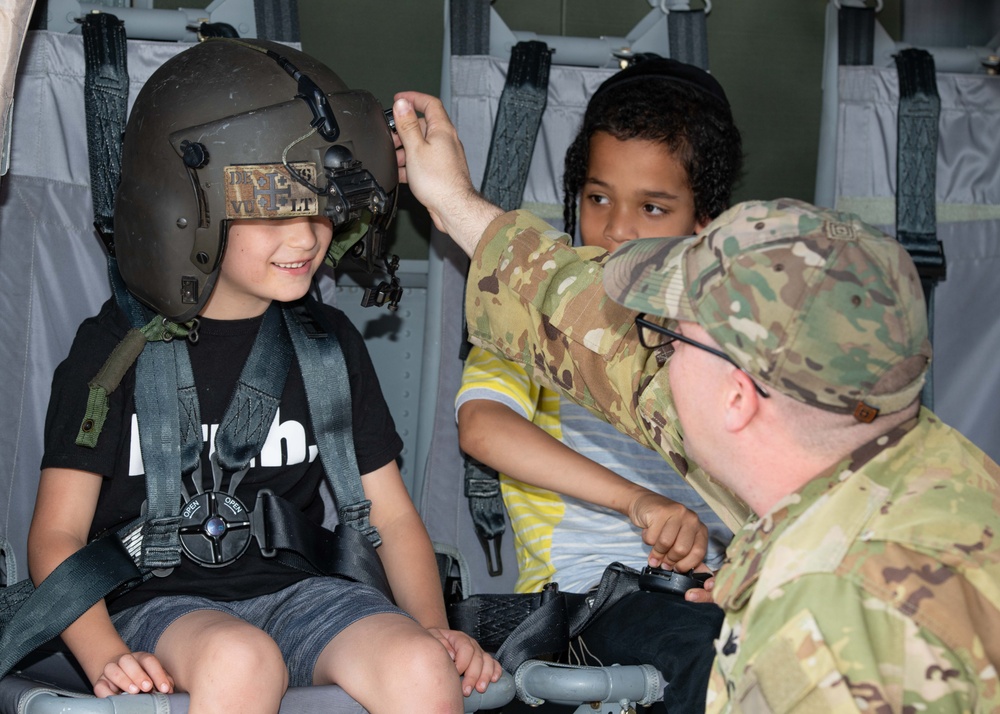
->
xmin=463 ymin=456 xmax=505 ymax=577
xmin=254 ymin=491 xmax=391 ymax=598
xmin=284 ymin=301 xmax=381 ymax=547
xmin=0 ymin=533 xmax=144 ymax=680
xmin=493 ymin=586 xmax=571 ymax=672
xmin=213 ymin=305 xmax=292 ymax=472
xmin=450 ymin=0 xmax=490 ymax=56
xmin=895 ymin=48 xmax=944 ymax=408
xmin=457 ymin=40 xmax=553 ymax=577
xmin=667 ymin=9 xmax=709 ymax=70
xmin=82 ymin=12 xmax=128 ymax=252
xmin=103 ymin=263 xmax=194 ymax=570
xmin=838 ymin=5 xmax=875 ymax=66
xmin=480 ymin=40 xmax=551 ymax=213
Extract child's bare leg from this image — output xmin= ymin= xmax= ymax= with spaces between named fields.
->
xmin=313 ymin=613 xmax=464 ymax=714
xmin=155 ymin=610 xmax=288 ymax=714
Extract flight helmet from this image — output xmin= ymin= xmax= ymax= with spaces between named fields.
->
xmin=114 ymin=38 xmax=398 ymax=322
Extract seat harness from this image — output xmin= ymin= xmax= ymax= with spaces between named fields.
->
xmin=0 ymin=264 xmax=391 ymax=680
xmin=458 ymin=38 xmax=553 ymax=579
xmin=0 ymin=13 xmax=392 ymax=678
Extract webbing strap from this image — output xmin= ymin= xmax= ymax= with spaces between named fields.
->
xmin=105 ymin=267 xmax=191 ymax=570
xmin=213 ymin=305 xmax=292 ymax=472
xmin=253 ymin=0 xmax=300 ymax=42
xmin=450 ymin=0 xmax=490 ymax=56
xmin=480 ymin=40 xmax=551 ymax=211
xmin=895 ymin=48 xmax=944 ymax=408
xmin=667 ymin=9 xmax=709 ymax=70
xmin=838 ymin=6 xmax=875 ymax=66
xmin=284 ymin=302 xmax=380 ymax=547
xmin=134 ymin=337 xmax=186 ymax=568
xmin=82 ymin=12 xmax=128 ymax=251
xmin=0 ymin=537 xmax=16 ymax=585
xmin=458 ymin=41 xmax=552 ymax=574
xmin=463 ymin=456 xmax=505 ymax=576
xmin=255 ymin=491 xmax=391 ymax=599
xmin=0 ymin=535 xmax=144 ymax=680
xmin=487 ymin=563 xmax=641 ymax=671
xmin=895 ymin=49 xmax=945 ymax=282
xmin=493 ymin=587 xmax=570 ymax=672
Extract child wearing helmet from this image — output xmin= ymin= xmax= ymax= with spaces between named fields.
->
xmin=28 ymin=39 xmax=498 ymax=713
xmin=455 ymin=58 xmax=743 ymax=712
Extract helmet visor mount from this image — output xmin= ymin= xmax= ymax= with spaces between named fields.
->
xmin=168 ymin=81 xmax=399 ymax=314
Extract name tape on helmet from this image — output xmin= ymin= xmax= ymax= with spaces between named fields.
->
xmin=223 ymin=163 xmax=320 ymax=219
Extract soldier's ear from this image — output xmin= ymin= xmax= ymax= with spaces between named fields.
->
xmin=722 ymin=368 xmax=760 ymax=433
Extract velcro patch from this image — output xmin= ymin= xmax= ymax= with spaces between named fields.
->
xmin=223 ymin=163 xmax=319 ymax=219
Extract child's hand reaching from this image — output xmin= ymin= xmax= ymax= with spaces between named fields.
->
xmin=427 ymin=627 xmax=503 ymax=698
xmin=92 ymin=651 xmax=174 ymax=698
xmin=628 ymin=490 xmax=709 ymax=574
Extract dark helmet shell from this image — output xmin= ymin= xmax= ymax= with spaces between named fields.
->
xmin=114 ymin=38 xmax=397 ymax=322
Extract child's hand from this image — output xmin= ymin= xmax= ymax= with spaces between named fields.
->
xmin=628 ymin=491 xmax=708 ymax=573
xmin=92 ymin=651 xmax=175 ymax=698
xmin=427 ymin=627 xmax=503 ymax=698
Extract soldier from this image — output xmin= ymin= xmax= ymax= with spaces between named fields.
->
xmin=393 ymin=91 xmax=1000 ymax=711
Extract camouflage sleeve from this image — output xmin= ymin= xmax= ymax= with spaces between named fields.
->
xmin=456 ymin=344 xmax=542 ymax=422
xmin=465 ymin=210 xmax=660 ymax=447
xmin=707 ymin=570 xmax=994 ymax=713
xmin=464 ymin=210 xmax=753 ymax=532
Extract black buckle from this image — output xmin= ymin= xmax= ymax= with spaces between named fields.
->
xmin=178 ymin=491 xmax=253 ymax=567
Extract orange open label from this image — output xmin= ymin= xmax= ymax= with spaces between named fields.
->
xmin=223 ymin=162 xmax=320 ymax=219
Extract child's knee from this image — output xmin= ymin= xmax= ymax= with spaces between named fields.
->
xmin=176 ymin=621 xmax=288 ymax=694
xmin=389 ymin=631 xmax=456 ymax=682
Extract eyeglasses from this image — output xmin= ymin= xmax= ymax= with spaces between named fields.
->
xmin=635 ymin=315 xmax=770 ymax=398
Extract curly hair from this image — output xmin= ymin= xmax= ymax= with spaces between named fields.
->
xmin=562 ymin=72 xmax=743 ymax=238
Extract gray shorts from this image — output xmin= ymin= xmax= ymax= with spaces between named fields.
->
xmin=111 ymin=577 xmax=406 ymax=687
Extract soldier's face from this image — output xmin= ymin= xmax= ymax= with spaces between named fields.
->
xmin=666 ymin=320 xmax=730 ymax=472
xmin=579 ymin=132 xmax=703 ymax=254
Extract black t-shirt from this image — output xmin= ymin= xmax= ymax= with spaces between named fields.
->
xmin=42 ymin=298 xmax=402 ymax=613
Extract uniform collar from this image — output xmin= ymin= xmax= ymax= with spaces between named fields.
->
xmin=713 ymin=412 xmax=921 ymax=610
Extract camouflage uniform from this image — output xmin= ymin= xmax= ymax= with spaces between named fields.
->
xmin=704 ymin=407 xmax=1000 ymax=712
xmin=466 ymin=201 xmax=1000 ymax=712
xmin=465 ymin=209 xmax=753 ymax=532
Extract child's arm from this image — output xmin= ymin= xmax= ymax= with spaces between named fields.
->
xmin=27 ymin=467 xmax=175 ymax=697
xmin=458 ymin=399 xmax=709 ymax=573
xmin=363 ymin=461 xmax=502 ymax=696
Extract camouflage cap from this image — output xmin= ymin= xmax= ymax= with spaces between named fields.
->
xmin=603 ymin=198 xmax=932 ymax=420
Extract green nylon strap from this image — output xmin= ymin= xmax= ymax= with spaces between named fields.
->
xmin=324 ymin=215 xmax=369 ymax=267
xmin=75 ymin=316 xmax=196 ymax=448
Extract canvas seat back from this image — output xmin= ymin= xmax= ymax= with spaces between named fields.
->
xmin=814 ymin=0 xmax=1000 ymax=464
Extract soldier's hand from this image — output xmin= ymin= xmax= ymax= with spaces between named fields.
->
xmin=392 ymin=92 xmax=502 ymax=255
xmin=684 ymin=565 xmax=717 ymax=604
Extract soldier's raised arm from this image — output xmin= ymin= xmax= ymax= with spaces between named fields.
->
xmin=392 ymin=92 xmax=502 ymax=256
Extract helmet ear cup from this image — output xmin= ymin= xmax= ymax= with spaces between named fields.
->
xmin=113 ymin=39 xmax=398 ymax=322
